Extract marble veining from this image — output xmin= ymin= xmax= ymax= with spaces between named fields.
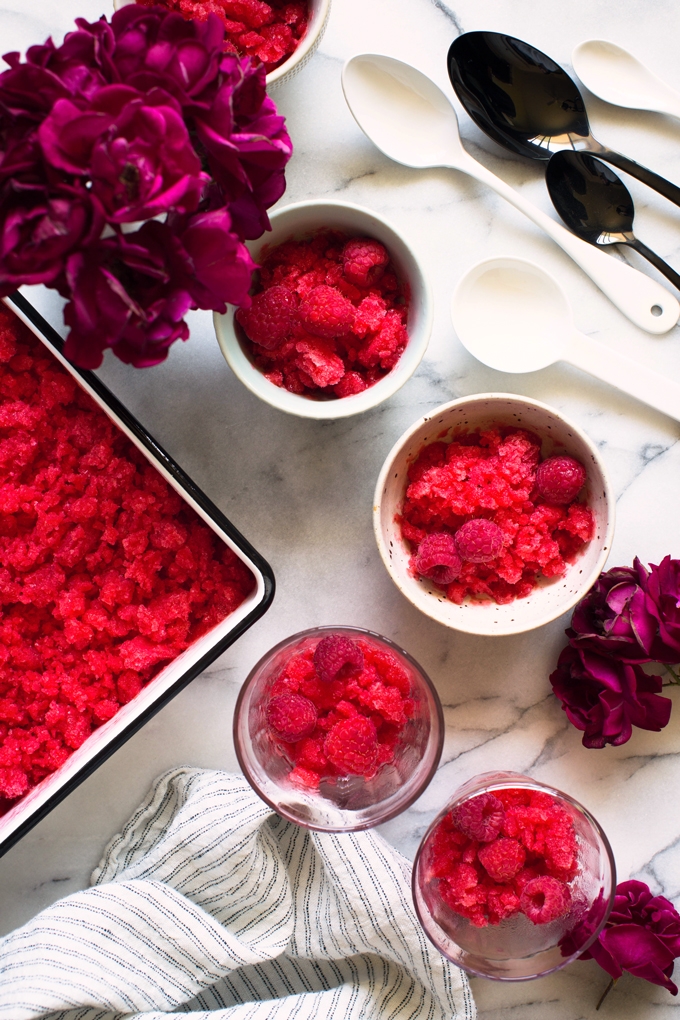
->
xmin=1 ymin=0 xmax=680 ymax=1016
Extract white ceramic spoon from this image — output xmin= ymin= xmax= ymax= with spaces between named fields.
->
xmin=573 ymin=40 xmax=680 ymax=120
xmin=451 ymin=256 xmax=680 ymax=422
xmin=341 ymin=53 xmax=678 ymax=334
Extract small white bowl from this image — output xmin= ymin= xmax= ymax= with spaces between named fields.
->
xmin=214 ymin=199 xmax=433 ymax=419
xmin=112 ymin=0 xmax=331 ymax=89
xmin=373 ymin=393 xmax=615 ymax=637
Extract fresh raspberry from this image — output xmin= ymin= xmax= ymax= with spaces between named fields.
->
xmin=452 ymin=793 xmax=505 ymax=842
xmin=324 ymin=715 xmax=378 ymax=775
xmin=455 ymin=519 xmax=504 ymax=563
xmin=236 ymin=286 xmax=297 ymax=349
xmin=519 ymin=875 xmax=571 ymax=924
xmin=415 ymin=532 xmax=462 ymax=585
xmin=299 ymin=285 xmax=355 ymax=339
xmin=342 ymin=238 xmax=390 ymax=287
xmin=314 ymin=634 xmax=364 ymax=683
xmin=478 ymin=837 xmax=526 ymax=882
xmin=295 ymin=338 xmax=345 ymax=388
xmin=266 ymin=693 xmax=317 ymax=742
xmin=536 ymin=456 xmax=587 ymax=504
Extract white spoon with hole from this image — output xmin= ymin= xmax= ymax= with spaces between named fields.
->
xmin=341 ymin=53 xmax=678 ymax=334
xmin=573 ymin=40 xmax=680 ymax=120
xmin=451 ymin=257 xmax=680 ymax=422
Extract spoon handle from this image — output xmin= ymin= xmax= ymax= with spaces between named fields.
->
xmin=592 ymin=148 xmax=680 ymax=207
xmin=567 ymin=329 xmax=680 ymax=422
xmin=457 ymin=154 xmax=679 ymax=334
xmin=627 ymin=238 xmax=680 ymax=293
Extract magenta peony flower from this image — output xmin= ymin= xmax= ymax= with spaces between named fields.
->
xmin=568 ymin=559 xmax=658 ymax=663
xmin=644 ymin=556 xmax=680 ymax=663
xmin=549 ymin=645 xmax=671 ymax=748
xmin=580 ymin=880 xmax=680 ymax=994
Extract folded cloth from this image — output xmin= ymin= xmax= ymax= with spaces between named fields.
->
xmin=0 ymin=769 xmax=475 ymax=1020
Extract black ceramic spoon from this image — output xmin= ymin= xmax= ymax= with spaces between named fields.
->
xmin=546 ymin=150 xmax=680 ymax=292
xmin=447 ymin=31 xmax=680 ymax=207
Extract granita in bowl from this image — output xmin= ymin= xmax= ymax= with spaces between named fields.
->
xmin=214 ymin=200 xmax=433 ymax=419
xmin=234 ymin=626 xmax=444 ymax=831
xmin=374 ymin=394 xmax=614 ymax=636
xmin=413 ymin=772 xmax=616 ymax=980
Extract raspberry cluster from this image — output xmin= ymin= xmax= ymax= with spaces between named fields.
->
xmin=136 ymin=0 xmax=309 ymax=73
xmin=236 ymin=230 xmax=410 ymax=399
xmin=401 ymin=428 xmax=593 ymax=605
xmin=264 ymin=634 xmax=414 ymax=788
xmin=0 ymin=306 xmax=255 ymax=809
xmin=423 ymin=788 xmax=578 ymax=928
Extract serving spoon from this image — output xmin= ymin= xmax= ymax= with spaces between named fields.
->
xmin=451 ymin=257 xmax=680 ymax=422
xmin=341 ymin=54 xmax=678 ymax=334
xmin=546 ymin=150 xmax=680 ymax=293
xmin=447 ymin=32 xmax=680 ymax=207
xmin=572 ymin=40 xmax=680 ymax=121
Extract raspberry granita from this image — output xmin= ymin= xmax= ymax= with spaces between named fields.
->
xmin=420 ymin=787 xmax=578 ymax=928
xmin=134 ymin=0 xmax=309 ymax=73
xmin=235 ymin=230 xmax=410 ymax=399
xmin=0 ymin=304 xmax=255 ymax=812
xmin=400 ymin=427 xmax=594 ymax=605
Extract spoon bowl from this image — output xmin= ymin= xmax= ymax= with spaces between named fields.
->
xmin=572 ymin=40 xmax=680 ymax=120
xmin=451 ymin=257 xmax=680 ymax=422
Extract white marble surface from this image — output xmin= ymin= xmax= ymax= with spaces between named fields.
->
xmin=2 ymin=0 xmax=680 ymax=1016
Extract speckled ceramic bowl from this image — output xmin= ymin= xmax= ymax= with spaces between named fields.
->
xmin=373 ymin=394 xmax=615 ymax=637
xmin=112 ymin=0 xmax=331 ymax=88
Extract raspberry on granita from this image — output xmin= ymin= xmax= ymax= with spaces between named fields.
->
xmin=414 ymin=532 xmax=462 ymax=584
xmin=267 ymin=693 xmax=317 ymax=742
xmin=324 ymin=715 xmax=378 ymax=776
xmin=299 ymin=285 xmax=355 ymax=339
xmin=519 ymin=875 xmax=571 ymax=924
xmin=536 ymin=455 xmax=587 ymax=505
xmin=236 ymin=286 xmax=297 ymax=349
xmin=455 ymin=519 xmax=504 ymax=564
xmin=451 ymin=793 xmax=505 ymax=842
xmin=342 ymin=238 xmax=390 ymax=287
xmin=314 ymin=634 xmax=364 ymax=683
xmin=478 ymin=837 xmax=526 ymax=882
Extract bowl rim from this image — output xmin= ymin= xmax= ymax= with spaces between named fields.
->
xmin=373 ymin=392 xmax=616 ymax=636
xmin=233 ymin=624 xmax=445 ymax=831
xmin=411 ymin=771 xmax=617 ymax=979
xmin=214 ymin=198 xmax=434 ymax=419
xmin=266 ymin=0 xmax=332 ymax=86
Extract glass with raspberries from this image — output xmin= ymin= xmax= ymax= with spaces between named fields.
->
xmin=413 ymin=773 xmax=616 ymax=980
xmin=234 ymin=627 xmax=444 ymax=831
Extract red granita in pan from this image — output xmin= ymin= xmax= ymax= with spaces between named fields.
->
xmin=0 ymin=304 xmax=255 ymax=813
xmin=399 ymin=427 xmax=594 ymax=605
xmin=235 ymin=230 xmax=410 ymax=399
xmin=422 ymin=787 xmax=578 ymax=927
xmin=263 ymin=632 xmax=415 ymax=789
xmin=133 ymin=0 xmax=309 ymax=73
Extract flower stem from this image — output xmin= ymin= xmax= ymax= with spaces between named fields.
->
xmin=596 ymin=977 xmax=617 ymax=1010
xmin=664 ymin=665 xmax=680 ymax=685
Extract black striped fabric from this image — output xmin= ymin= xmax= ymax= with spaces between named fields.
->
xmin=0 ymin=770 xmax=475 ymax=1020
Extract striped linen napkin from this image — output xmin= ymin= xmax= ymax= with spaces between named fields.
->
xmin=0 ymin=769 xmax=475 ymax=1019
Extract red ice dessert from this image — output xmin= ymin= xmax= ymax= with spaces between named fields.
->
xmin=400 ymin=427 xmax=594 ymax=605
xmin=422 ymin=788 xmax=578 ymax=928
xmin=0 ymin=305 xmax=255 ymax=811
xmin=262 ymin=633 xmax=415 ymax=789
xmin=134 ymin=0 xmax=309 ymax=73
xmin=236 ymin=230 xmax=410 ymax=399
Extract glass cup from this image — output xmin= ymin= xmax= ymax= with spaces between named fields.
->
xmin=412 ymin=771 xmax=616 ymax=980
xmin=234 ymin=626 xmax=444 ymax=831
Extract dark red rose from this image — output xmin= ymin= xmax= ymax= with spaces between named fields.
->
xmin=645 ymin=556 xmax=680 ymax=663
xmin=568 ymin=559 xmax=658 ymax=663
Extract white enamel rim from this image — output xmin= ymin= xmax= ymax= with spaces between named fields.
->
xmin=214 ymin=199 xmax=434 ymax=419
xmin=112 ymin=0 xmax=331 ymax=88
xmin=373 ymin=393 xmax=615 ymax=637
xmin=0 ymin=298 xmax=268 ymax=854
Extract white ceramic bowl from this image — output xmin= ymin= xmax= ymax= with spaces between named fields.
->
xmin=214 ymin=199 xmax=433 ymax=419
xmin=373 ymin=393 xmax=615 ymax=637
xmin=112 ymin=0 xmax=331 ymax=89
